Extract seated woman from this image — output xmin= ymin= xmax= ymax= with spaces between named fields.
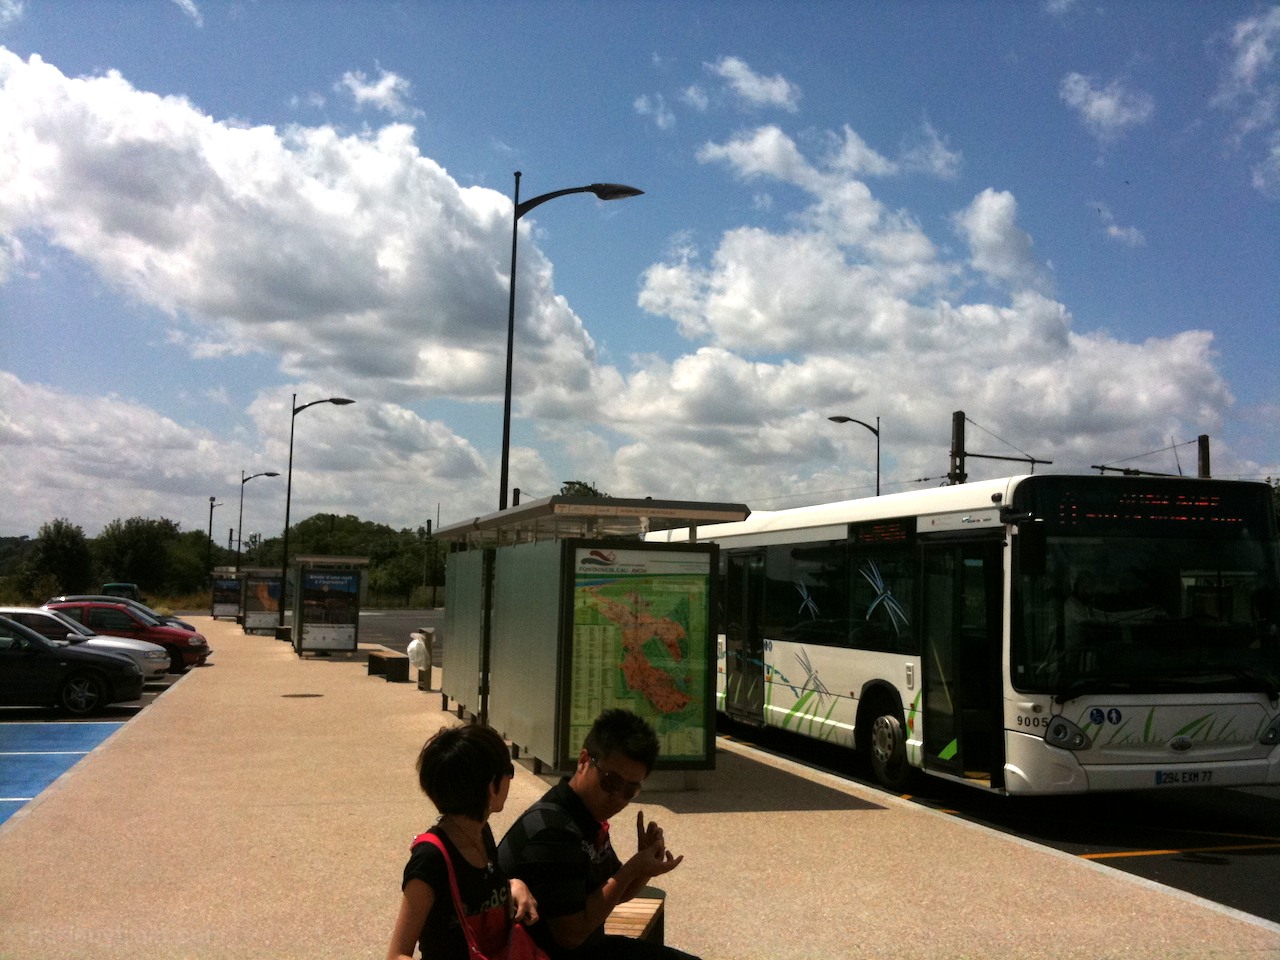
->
xmin=387 ymin=723 xmax=538 ymax=960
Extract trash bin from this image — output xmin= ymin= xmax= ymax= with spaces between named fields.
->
xmin=409 ymin=627 xmax=434 ymax=691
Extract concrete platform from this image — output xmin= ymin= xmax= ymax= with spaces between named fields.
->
xmin=1 ymin=616 xmax=1277 ymax=959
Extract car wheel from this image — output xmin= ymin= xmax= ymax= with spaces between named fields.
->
xmin=869 ymin=710 xmax=913 ymax=791
xmin=166 ymin=646 xmax=186 ymax=673
xmin=60 ymin=673 xmax=106 ymax=716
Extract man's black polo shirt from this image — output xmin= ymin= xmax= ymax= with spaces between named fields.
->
xmin=497 ymin=779 xmax=621 ymax=956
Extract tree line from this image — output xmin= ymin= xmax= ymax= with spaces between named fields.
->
xmin=0 ymin=481 xmax=613 ymax=607
xmin=0 ymin=513 xmax=447 ymax=608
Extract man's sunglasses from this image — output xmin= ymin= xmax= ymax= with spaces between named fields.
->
xmin=589 ymin=755 xmax=643 ymax=798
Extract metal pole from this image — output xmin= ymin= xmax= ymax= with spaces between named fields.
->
xmin=874 ymin=416 xmax=881 ymax=496
xmin=499 ymin=171 xmax=521 ymax=511
xmin=497 ymin=175 xmax=642 ymax=510
xmin=828 ymin=415 xmax=881 ymax=495
xmin=207 ymin=496 xmax=221 ymax=580
xmin=279 ymin=394 xmax=297 ymax=628
xmin=237 ymin=471 xmax=247 ymax=572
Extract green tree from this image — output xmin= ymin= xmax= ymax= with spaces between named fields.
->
xmin=94 ymin=517 xmax=182 ymax=595
xmin=560 ymin=480 xmax=609 ymax=498
xmin=16 ymin=519 xmax=93 ymax=599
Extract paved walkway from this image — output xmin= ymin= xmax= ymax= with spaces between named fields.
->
xmin=1 ymin=617 xmax=1278 ymax=959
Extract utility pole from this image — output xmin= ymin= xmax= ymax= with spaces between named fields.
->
xmin=948 ymin=411 xmax=967 ymax=485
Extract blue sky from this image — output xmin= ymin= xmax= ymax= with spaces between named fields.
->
xmin=1 ymin=0 xmax=1278 ymax=541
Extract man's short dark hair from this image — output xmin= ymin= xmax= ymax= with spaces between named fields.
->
xmin=582 ymin=709 xmax=660 ymax=774
xmin=417 ymin=723 xmax=512 ymax=820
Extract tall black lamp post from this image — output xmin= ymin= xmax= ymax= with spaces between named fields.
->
xmin=279 ymin=394 xmax=355 ymax=627
xmin=828 ymin=414 xmax=881 ymax=496
xmin=498 ymin=171 xmax=643 ymax=510
xmin=207 ymin=496 xmax=222 ymax=579
xmin=237 ymin=470 xmax=280 ymax=571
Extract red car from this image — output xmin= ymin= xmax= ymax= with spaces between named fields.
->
xmin=45 ymin=601 xmax=212 ymax=673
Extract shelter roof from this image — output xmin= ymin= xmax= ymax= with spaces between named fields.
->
xmin=435 ymin=496 xmax=750 ymax=549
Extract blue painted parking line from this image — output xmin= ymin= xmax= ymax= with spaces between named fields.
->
xmin=0 ymin=722 xmax=124 ymax=826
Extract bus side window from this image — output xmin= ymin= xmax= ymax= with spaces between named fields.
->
xmin=850 ymin=551 xmax=917 ymax=654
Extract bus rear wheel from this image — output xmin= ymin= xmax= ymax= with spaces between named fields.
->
xmin=869 ymin=711 xmax=912 ymax=791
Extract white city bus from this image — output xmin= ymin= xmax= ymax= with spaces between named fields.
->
xmin=650 ymin=475 xmax=1280 ymax=795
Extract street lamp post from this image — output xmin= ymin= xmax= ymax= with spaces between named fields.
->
xmin=237 ymin=470 xmax=280 ymax=572
xmin=207 ymin=496 xmax=222 ymax=579
xmin=828 ymin=415 xmax=881 ymax=496
xmin=279 ymin=394 xmax=355 ymax=627
xmin=499 ymin=171 xmax=643 ymax=509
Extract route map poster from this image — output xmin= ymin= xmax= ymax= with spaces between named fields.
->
xmin=569 ymin=547 xmax=713 ymax=765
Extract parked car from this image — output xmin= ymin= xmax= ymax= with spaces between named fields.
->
xmin=0 ymin=615 xmax=144 ymax=716
xmin=46 ymin=595 xmax=197 ymax=632
xmin=101 ymin=582 xmax=144 ymax=602
xmin=45 ymin=601 xmax=212 ymax=673
xmin=0 ymin=607 xmax=170 ymax=681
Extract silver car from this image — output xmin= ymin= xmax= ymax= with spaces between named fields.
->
xmin=0 ymin=606 xmax=171 ymax=681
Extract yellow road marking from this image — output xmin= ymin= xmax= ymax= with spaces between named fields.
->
xmin=1083 ymin=841 xmax=1280 ymax=860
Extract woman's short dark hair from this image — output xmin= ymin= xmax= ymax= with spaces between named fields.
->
xmin=416 ymin=724 xmax=513 ymax=820
xmin=582 ymin=709 xmax=660 ymax=774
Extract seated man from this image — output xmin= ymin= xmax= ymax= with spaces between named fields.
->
xmin=497 ymin=709 xmax=699 ymax=960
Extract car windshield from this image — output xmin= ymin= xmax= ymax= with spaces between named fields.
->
xmin=129 ymin=607 xmax=161 ymax=626
xmin=44 ymin=609 xmax=96 ymax=638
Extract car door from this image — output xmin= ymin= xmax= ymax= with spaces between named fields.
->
xmin=0 ymin=624 xmax=56 ymax=705
xmin=85 ymin=606 xmax=145 ymax=639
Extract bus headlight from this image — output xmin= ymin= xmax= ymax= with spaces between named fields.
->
xmin=1260 ymin=715 xmax=1280 ymax=746
xmin=1045 ymin=716 xmax=1091 ymax=751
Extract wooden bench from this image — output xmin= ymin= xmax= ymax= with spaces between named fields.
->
xmin=604 ymin=896 xmax=664 ymax=944
xmin=367 ymin=649 xmax=410 ymax=682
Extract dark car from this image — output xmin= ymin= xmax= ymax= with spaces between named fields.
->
xmin=0 ymin=606 xmax=171 ymax=680
xmin=45 ymin=601 xmax=212 ymax=673
xmin=0 ymin=615 xmax=144 ymax=716
xmin=46 ymin=594 xmax=197 ymax=632
xmin=101 ymin=582 xmax=144 ymax=602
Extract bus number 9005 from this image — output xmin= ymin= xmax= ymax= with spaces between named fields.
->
xmin=1016 ymin=714 xmax=1049 ymax=729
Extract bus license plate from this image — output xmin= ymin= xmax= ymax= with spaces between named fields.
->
xmin=1155 ymin=770 xmax=1213 ymax=786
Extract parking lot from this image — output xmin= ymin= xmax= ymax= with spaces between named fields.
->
xmin=0 ymin=672 xmax=181 ymax=826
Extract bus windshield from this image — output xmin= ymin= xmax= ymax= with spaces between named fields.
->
xmin=1011 ymin=479 xmax=1280 ymax=700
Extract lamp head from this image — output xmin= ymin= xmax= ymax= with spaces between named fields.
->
xmin=588 ymin=183 xmax=644 ymax=202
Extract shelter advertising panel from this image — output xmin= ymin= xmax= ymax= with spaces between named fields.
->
xmin=568 ymin=546 xmax=714 ymax=766
xmin=243 ymin=574 xmax=282 ymax=632
xmin=296 ymin=569 xmax=360 ymax=651
xmin=211 ymin=578 xmax=240 ymax=618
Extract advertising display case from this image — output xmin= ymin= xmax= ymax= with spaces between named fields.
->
xmin=211 ymin=575 xmax=240 ymax=619
xmin=240 ymin=568 xmax=284 ymax=634
xmin=289 ymin=555 xmax=368 ymax=654
xmin=439 ymin=496 xmax=748 ymax=773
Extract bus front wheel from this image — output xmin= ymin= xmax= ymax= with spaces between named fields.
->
xmin=869 ymin=711 xmax=912 ymax=791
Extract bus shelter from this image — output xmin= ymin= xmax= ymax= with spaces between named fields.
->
xmin=210 ymin=567 xmax=240 ymax=619
xmin=289 ymin=555 xmax=369 ymax=655
xmin=238 ymin=567 xmax=285 ymax=634
xmin=437 ymin=496 xmax=749 ymax=773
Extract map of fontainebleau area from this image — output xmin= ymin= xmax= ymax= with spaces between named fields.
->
xmin=570 ymin=550 xmax=711 ymax=762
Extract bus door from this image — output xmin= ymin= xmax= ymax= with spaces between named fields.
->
xmin=920 ymin=537 xmax=1004 ymax=787
xmin=723 ymin=550 xmax=766 ymax=724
